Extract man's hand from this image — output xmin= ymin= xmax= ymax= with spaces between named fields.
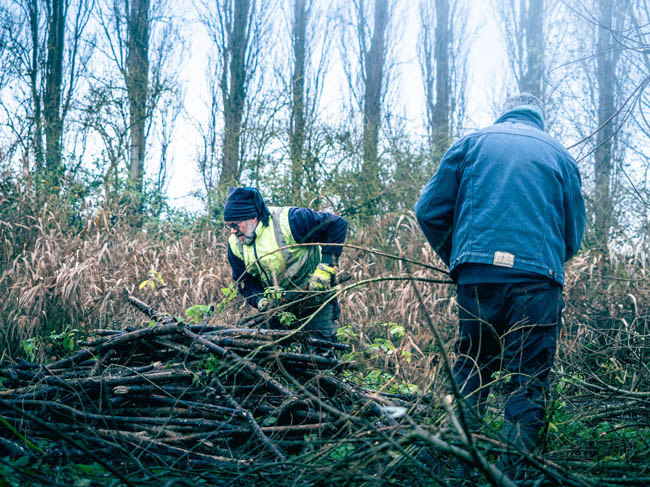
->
xmin=308 ymin=263 xmax=336 ymax=291
xmin=257 ymin=297 xmax=272 ymax=312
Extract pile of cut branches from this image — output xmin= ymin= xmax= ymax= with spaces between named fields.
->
xmin=2 ymin=296 xmax=649 ymax=486
xmin=0 ymin=297 xmax=430 ymax=485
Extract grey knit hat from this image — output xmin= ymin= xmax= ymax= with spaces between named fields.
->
xmin=500 ymin=92 xmax=544 ymax=118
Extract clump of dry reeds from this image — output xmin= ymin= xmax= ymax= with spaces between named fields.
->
xmin=0 ymin=196 xmax=234 ymax=361
xmin=334 ymin=211 xmax=456 ymax=394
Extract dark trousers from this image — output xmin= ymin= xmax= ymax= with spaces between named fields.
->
xmin=268 ymin=298 xmax=337 ymax=340
xmin=453 ymin=281 xmax=563 ymax=431
xmin=301 ymin=301 xmax=336 ymax=339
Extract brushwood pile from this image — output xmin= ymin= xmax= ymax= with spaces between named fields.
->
xmin=0 ymin=296 xmax=423 ymax=478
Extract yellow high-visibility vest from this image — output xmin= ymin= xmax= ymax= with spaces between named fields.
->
xmin=228 ymin=206 xmax=321 ymax=289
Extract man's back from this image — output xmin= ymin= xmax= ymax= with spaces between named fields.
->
xmin=415 ymin=105 xmax=585 ymax=285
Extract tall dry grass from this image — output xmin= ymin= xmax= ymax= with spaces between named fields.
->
xmin=2 ymin=201 xmax=649 ymax=397
xmin=560 ymin=249 xmax=650 ymax=396
xmin=0 ymin=199 xmax=235 ymax=361
xmin=335 ymin=211 xmax=456 ymax=392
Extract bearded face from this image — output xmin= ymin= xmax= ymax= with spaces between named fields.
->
xmin=228 ymin=218 xmax=259 ymax=245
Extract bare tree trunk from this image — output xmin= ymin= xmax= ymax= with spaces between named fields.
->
xmin=625 ymin=0 xmax=650 ymax=72
xmin=432 ymin=0 xmax=450 ymax=152
xmin=420 ymin=0 xmax=468 ymax=157
xmin=43 ymin=0 xmax=65 ymax=185
xmin=198 ymin=65 xmax=221 ymax=202
xmin=220 ymin=0 xmax=252 ymax=192
xmin=6 ymin=0 xmax=91 ymax=187
xmin=497 ymin=0 xmax=546 ymax=100
xmin=126 ymin=0 xmax=151 ymax=204
xmin=28 ymin=0 xmax=44 ymax=170
xmin=594 ymin=0 xmax=615 ymax=251
xmin=290 ymin=0 xmax=307 ymax=202
xmin=361 ymin=0 xmax=388 ymax=210
xmin=420 ymin=2 xmax=435 ymax=149
xmin=520 ymin=0 xmax=544 ymax=97
xmin=198 ymin=0 xmax=266 ymax=203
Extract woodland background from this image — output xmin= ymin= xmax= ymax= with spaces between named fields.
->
xmin=1 ymin=0 xmax=650 ymax=485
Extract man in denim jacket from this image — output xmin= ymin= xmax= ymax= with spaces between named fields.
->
xmin=415 ymin=93 xmax=585 ymax=479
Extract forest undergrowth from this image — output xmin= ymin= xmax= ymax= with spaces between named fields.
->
xmin=0 ymin=195 xmax=649 ymax=486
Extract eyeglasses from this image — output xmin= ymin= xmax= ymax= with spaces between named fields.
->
xmin=226 ymin=222 xmax=242 ymax=231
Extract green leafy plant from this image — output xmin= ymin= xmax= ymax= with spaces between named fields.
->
xmin=185 ymin=304 xmax=213 ymax=324
xmin=347 ymin=369 xmax=392 ymax=389
xmin=554 ymin=371 xmax=583 ymax=395
xmin=600 ymin=357 xmax=627 ymax=385
xmin=138 ymin=268 xmax=165 ymax=291
xmin=279 ymin=311 xmax=296 ymax=327
xmin=337 ymin=325 xmax=358 ymax=343
xmin=367 ymin=337 xmax=396 ymax=355
xmin=491 ymin=370 xmax=512 ymax=383
xmin=192 ymin=355 xmax=223 ymax=386
xmin=262 ymin=415 xmax=278 ymax=426
xmin=46 ymin=325 xmax=80 ymax=356
xmin=263 ymin=285 xmax=284 ymax=302
xmin=344 ymin=369 xmax=420 ymax=395
xmin=545 ymin=399 xmax=587 ymax=447
xmin=400 ymin=349 xmax=413 ymax=363
xmin=197 ymin=354 xmax=221 ymax=374
xmin=21 ymin=338 xmax=38 ymax=361
xmin=392 ymin=380 xmax=421 ymax=395
xmin=212 ymin=284 xmax=238 ymax=314
xmin=340 ymin=350 xmax=363 ymax=362
xmin=328 ymin=442 xmax=355 ymax=461
xmin=381 ymin=322 xmax=406 ymax=340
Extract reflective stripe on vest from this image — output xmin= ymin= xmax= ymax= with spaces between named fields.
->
xmin=228 ymin=207 xmax=321 ymax=289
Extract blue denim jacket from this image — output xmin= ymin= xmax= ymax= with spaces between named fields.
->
xmin=414 ymin=107 xmax=586 ymax=286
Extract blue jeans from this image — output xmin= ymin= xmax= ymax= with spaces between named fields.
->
xmin=453 ymin=281 xmax=563 ymax=431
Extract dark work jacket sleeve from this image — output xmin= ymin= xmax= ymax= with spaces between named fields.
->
xmin=227 ymin=245 xmax=264 ymax=308
xmin=288 ymin=208 xmax=348 ymax=265
xmin=414 ymin=139 xmax=468 ymax=266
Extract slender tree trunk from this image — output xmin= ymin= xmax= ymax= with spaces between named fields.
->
xmin=220 ymin=0 xmax=251 ymax=191
xmin=421 ymin=4 xmax=435 ymax=150
xmin=497 ymin=0 xmax=546 ymax=102
xmin=520 ymin=0 xmax=544 ymax=97
xmin=43 ymin=0 xmax=65 ymax=185
xmin=126 ymin=0 xmax=151 ymax=204
xmin=594 ymin=0 xmax=615 ymax=251
xmin=432 ymin=0 xmax=450 ymax=152
xmin=290 ymin=0 xmax=307 ymax=202
xmin=361 ymin=0 xmax=388 ymax=210
xmin=28 ymin=0 xmax=44 ymax=170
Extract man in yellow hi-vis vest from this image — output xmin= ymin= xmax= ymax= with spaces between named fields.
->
xmin=223 ymin=187 xmax=348 ymax=354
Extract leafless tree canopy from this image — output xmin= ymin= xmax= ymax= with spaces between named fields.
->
xmin=196 ymin=0 xmax=270 ymax=200
xmin=0 ymin=0 xmax=647 ymax=236
xmin=495 ymin=0 xmax=546 ymax=99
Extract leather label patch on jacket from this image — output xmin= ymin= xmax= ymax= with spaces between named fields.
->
xmin=493 ymin=251 xmax=515 ymax=267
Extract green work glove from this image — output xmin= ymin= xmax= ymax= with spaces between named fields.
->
xmin=257 ymin=297 xmax=272 ymax=312
xmin=308 ymin=263 xmax=336 ymax=291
